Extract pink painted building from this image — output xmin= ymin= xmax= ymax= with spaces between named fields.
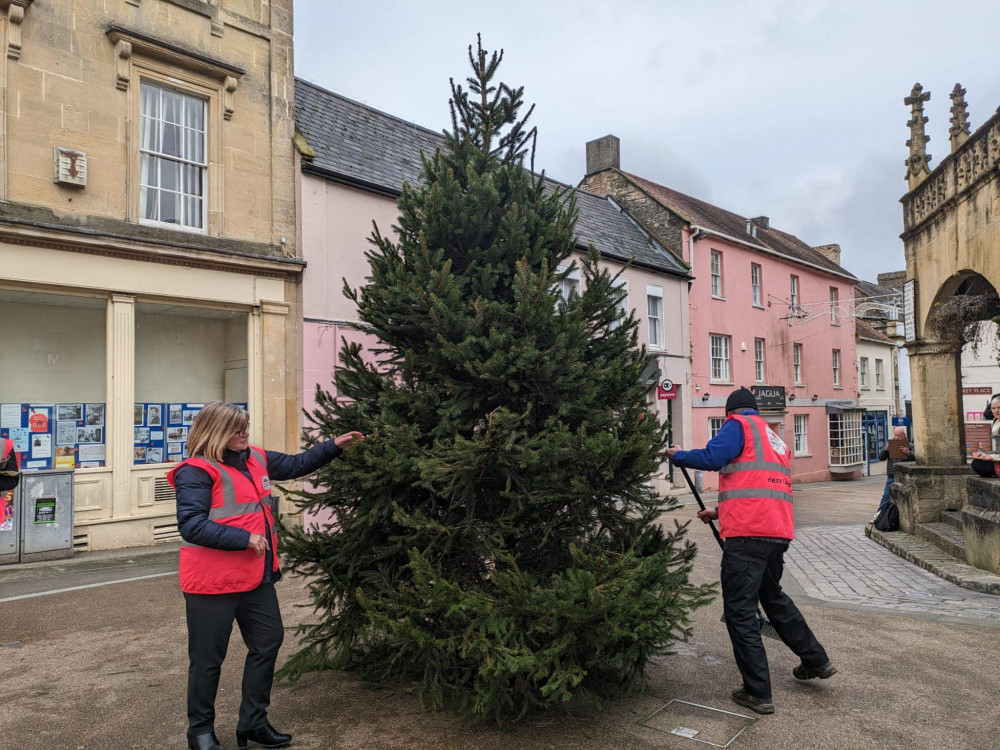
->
xmin=581 ymin=136 xmax=862 ymax=489
xmin=293 ymin=82 xmax=694 ymax=501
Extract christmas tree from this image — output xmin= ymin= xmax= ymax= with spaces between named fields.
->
xmin=280 ymin=37 xmax=715 ymax=723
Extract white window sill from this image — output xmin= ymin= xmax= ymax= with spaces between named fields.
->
xmin=752 ymin=304 xmax=765 ymax=310
xmin=794 ymin=452 xmax=811 ymax=458
xmin=139 ymin=218 xmax=207 ymax=235
xmin=712 ymin=295 xmax=726 ymax=301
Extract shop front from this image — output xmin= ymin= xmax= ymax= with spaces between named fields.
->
xmin=0 ymin=238 xmax=301 ymax=551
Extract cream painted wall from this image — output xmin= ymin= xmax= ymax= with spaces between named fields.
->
xmin=0 ymin=298 xmax=106 ymax=402
xmin=857 ymin=338 xmax=895 ymax=415
xmin=135 ymin=310 xmax=247 ymax=402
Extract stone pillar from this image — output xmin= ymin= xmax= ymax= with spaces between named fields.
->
xmin=907 ymin=339 xmax=964 ymax=466
xmin=108 ymin=294 xmax=135 ymax=519
xmin=260 ymin=301 xmax=293 ymax=454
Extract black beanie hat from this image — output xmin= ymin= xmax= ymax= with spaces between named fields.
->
xmin=726 ymin=387 xmax=758 ymax=413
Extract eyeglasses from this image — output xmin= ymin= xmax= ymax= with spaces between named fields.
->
xmin=234 ymin=426 xmax=250 ymax=436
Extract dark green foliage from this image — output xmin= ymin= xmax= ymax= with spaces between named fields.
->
xmin=279 ymin=36 xmax=715 ymax=722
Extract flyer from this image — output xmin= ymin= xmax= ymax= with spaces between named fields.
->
xmin=0 ymin=404 xmax=20 ymax=429
xmin=168 ymin=404 xmax=183 ymax=424
xmin=78 ymin=444 xmax=105 ymax=462
xmin=54 ymin=446 xmax=76 ymax=469
xmin=34 ymin=497 xmax=56 ymax=525
xmin=28 ymin=407 xmax=51 ymax=433
xmin=147 ymin=447 xmax=163 ymax=463
xmin=151 ymin=431 xmax=164 ymax=442
xmin=85 ymin=403 xmax=105 ymax=426
xmin=56 ymin=421 xmax=78 ymax=446
xmin=30 ymin=434 xmax=52 ymax=459
xmin=147 ymin=405 xmax=163 ymax=427
xmin=56 ymin=404 xmax=83 ymax=422
xmin=77 ymin=426 xmax=103 ymax=444
xmin=134 ymin=404 xmax=145 ymax=426
xmin=134 ymin=427 xmax=151 ymax=444
xmin=9 ymin=428 xmax=28 ymax=453
xmin=1 ymin=491 xmax=13 ymax=532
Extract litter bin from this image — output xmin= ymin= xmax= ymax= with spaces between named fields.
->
xmin=18 ymin=468 xmax=74 ymax=563
xmin=0 ymin=488 xmax=17 ymax=565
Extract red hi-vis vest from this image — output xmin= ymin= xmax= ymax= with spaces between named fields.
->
xmin=2 ymin=438 xmax=15 ymax=462
xmin=717 ymin=414 xmax=794 ymax=540
xmin=167 ymin=446 xmax=278 ymax=595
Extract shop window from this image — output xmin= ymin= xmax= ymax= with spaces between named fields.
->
xmin=0 ymin=290 xmax=107 ymax=470
xmin=134 ymin=303 xmax=248 ymax=465
xmin=829 ymin=411 xmax=864 ymax=467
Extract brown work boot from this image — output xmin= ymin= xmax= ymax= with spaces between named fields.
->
xmin=793 ymin=661 xmax=838 ymax=680
xmin=731 ymin=687 xmax=775 ymax=715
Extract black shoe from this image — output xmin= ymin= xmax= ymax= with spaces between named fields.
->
xmin=237 ymin=722 xmax=292 ymax=749
xmin=188 ymin=731 xmax=222 ymax=750
xmin=731 ymin=687 xmax=775 ymax=715
xmin=793 ymin=660 xmax=838 ymax=680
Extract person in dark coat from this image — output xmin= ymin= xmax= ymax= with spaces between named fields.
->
xmin=169 ymin=401 xmax=363 ymax=750
xmin=873 ymin=426 xmax=915 ymax=521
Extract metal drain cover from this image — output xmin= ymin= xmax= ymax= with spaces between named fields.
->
xmin=640 ymin=699 xmax=756 ymax=747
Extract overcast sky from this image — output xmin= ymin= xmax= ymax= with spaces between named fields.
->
xmin=294 ymin=0 xmax=1000 ymax=288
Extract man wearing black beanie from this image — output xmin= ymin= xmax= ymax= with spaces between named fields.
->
xmin=667 ymin=387 xmax=835 ymax=715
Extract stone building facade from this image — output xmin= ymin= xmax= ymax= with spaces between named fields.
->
xmin=894 ymin=82 xmax=1000 ymax=573
xmin=0 ymin=0 xmax=299 ymax=551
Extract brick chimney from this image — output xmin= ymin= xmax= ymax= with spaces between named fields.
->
xmin=749 ymin=216 xmax=769 ymax=231
xmin=585 ymin=135 xmax=620 ymax=176
xmin=812 ymin=243 xmax=842 ymax=266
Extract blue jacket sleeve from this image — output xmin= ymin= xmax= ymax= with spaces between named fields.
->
xmin=265 ymin=438 xmax=342 ymax=482
xmin=672 ymin=419 xmax=744 ymax=472
xmin=174 ymin=464 xmax=252 ymax=551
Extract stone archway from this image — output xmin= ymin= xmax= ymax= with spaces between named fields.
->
xmin=894 ymin=83 xmax=1000 ymax=567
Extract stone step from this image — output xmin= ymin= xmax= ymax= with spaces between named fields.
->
xmin=941 ymin=509 xmax=963 ymax=530
xmin=865 ymin=525 xmax=1000 ymax=596
xmin=916 ymin=522 xmax=966 ymax=561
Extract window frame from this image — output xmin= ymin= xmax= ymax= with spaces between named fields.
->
xmin=875 ymin=358 xmax=884 ymax=389
xmin=710 ymin=250 xmax=724 ymax=299
xmin=790 ymin=274 xmax=800 ymax=312
xmin=709 ymin=333 xmax=731 ymax=383
xmin=125 ymin=58 xmax=224 ymax=236
xmin=793 ymin=343 xmax=803 ymax=385
xmin=138 ymin=80 xmax=209 ymax=233
xmin=556 ymin=264 xmax=582 ymax=303
xmin=859 ymin=356 xmax=869 ymax=389
xmin=832 ymin=349 xmax=841 ymax=388
xmin=829 ymin=286 xmax=839 ymax=325
xmin=709 ymin=417 xmax=726 ymax=439
xmin=754 ymin=337 xmax=766 ymax=383
xmin=610 ymin=277 xmax=628 ymax=330
xmin=794 ymin=414 xmax=809 ymax=456
xmin=751 ymin=263 xmax=762 ymax=307
xmin=646 ymin=284 xmax=664 ymax=350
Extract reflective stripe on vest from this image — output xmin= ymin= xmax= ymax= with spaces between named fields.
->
xmin=719 ymin=417 xmax=792 ymax=478
xmin=716 ymin=414 xmax=794 ymax=540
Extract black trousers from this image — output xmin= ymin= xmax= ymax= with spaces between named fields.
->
xmin=971 ymin=459 xmax=997 ymax=478
xmin=721 ymin=537 xmax=829 ymax=700
xmin=184 ymin=583 xmax=284 ymax=734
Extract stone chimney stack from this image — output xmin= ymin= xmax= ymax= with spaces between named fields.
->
xmin=749 ymin=216 xmax=769 ymax=231
xmin=877 ymin=270 xmax=907 ymax=290
xmin=813 ymin=243 xmax=842 ymax=266
xmin=585 ymin=135 xmax=620 ymax=175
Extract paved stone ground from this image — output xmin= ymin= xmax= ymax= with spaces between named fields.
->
xmin=785 ymin=524 xmax=1000 ymax=624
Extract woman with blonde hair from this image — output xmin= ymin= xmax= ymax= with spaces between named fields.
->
xmin=970 ymin=393 xmax=1000 ymax=478
xmin=168 ymin=401 xmax=363 ymax=750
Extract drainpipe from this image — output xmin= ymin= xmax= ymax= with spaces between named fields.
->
xmin=688 ymin=227 xmax=701 ymax=274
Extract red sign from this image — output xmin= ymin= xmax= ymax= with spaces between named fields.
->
xmin=657 ymin=379 xmax=676 ymax=400
xmin=963 ymin=386 xmax=993 ymax=395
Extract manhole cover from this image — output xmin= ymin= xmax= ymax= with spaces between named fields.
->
xmin=640 ymin=699 xmax=756 ymax=747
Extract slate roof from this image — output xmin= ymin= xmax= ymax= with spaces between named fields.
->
xmin=294 ymin=79 xmax=689 ymax=277
xmin=854 ymin=279 xmax=898 ymax=302
xmin=620 ymin=172 xmax=857 ymax=281
xmin=856 ymin=318 xmax=895 ymax=345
